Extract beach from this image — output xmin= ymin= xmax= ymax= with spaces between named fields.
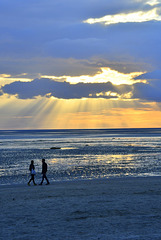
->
xmin=1 ymin=177 xmax=161 ymax=240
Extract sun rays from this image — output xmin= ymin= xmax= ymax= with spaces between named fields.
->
xmin=0 ymin=64 xmax=156 ymax=130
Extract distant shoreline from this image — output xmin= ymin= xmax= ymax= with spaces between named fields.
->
xmin=1 ymin=127 xmax=161 ymax=129
xmin=1 ymin=127 xmax=161 ymax=131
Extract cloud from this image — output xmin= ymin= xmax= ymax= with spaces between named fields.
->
xmin=132 ymin=79 xmax=161 ymax=102
xmin=0 ymin=0 xmax=160 ymax=102
xmin=0 ymin=0 xmax=160 ymax=66
xmin=134 ymin=69 xmax=161 ymax=80
xmin=1 ymin=78 xmax=132 ymax=100
xmin=147 ymin=0 xmax=161 ymax=6
xmin=0 ymin=57 xmax=103 ymax=79
xmin=0 ymin=0 xmax=150 ymax=26
xmin=132 ymin=68 xmax=161 ymax=102
xmin=83 ymin=8 xmax=161 ymax=25
xmin=41 ymin=20 xmax=161 ymax=66
xmin=2 ymin=67 xmax=161 ymax=102
xmin=42 ymin=67 xmax=144 ymax=85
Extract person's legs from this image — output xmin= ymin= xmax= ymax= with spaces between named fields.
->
xmin=28 ymin=175 xmax=36 ymax=185
xmin=40 ymin=174 xmax=49 ymax=185
xmin=32 ymin=175 xmax=37 ymax=185
xmin=39 ymin=174 xmax=45 ymax=185
xmin=28 ymin=177 xmax=32 ymax=185
xmin=44 ymin=174 xmax=50 ymax=184
xmin=28 ymin=175 xmax=33 ymax=185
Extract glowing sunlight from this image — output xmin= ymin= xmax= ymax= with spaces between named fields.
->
xmin=0 ymin=74 xmax=32 ymax=87
xmin=83 ymin=8 xmax=161 ymax=25
xmin=42 ymin=67 xmax=145 ymax=85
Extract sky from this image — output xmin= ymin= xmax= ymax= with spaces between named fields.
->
xmin=0 ymin=0 xmax=161 ymax=129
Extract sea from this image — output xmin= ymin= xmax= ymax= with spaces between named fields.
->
xmin=1 ymin=128 xmax=161 ymax=186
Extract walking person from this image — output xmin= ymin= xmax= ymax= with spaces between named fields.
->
xmin=39 ymin=159 xmax=50 ymax=185
xmin=28 ymin=160 xmax=37 ymax=186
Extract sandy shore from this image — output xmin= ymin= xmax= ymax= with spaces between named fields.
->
xmin=1 ymin=177 xmax=161 ymax=240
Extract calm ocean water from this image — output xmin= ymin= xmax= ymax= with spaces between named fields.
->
xmin=1 ymin=128 xmax=161 ymax=185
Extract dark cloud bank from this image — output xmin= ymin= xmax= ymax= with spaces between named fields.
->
xmin=1 ymin=78 xmax=131 ymax=99
xmin=1 ymin=77 xmax=161 ymax=102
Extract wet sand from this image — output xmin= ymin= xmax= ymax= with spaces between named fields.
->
xmin=1 ymin=177 xmax=161 ymax=240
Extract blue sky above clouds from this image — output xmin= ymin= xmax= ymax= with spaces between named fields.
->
xmin=0 ymin=0 xmax=160 ymax=75
xmin=0 ymin=0 xmax=161 ymax=129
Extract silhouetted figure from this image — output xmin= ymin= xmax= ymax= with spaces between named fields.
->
xmin=39 ymin=159 xmax=50 ymax=185
xmin=28 ymin=160 xmax=36 ymax=186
